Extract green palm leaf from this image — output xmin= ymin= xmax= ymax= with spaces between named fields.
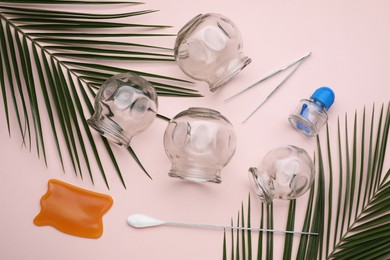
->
xmin=222 ymin=102 xmax=389 ymax=259
xmin=0 ymin=1 xmax=141 ymax=5
xmin=282 ymin=199 xmax=296 ymax=260
xmin=0 ymin=1 xmax=201 ymax=189
xmin=257 ymin=204 xmax=264 ymax=260
xmin=1 ymin=6 xmax=158 ymax=19
xmin=29 ymin=33 xmax=176 ymax=39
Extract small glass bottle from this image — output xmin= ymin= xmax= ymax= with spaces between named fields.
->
xmin=88 ymin=72 xmax=158 ymax=146
xmin=163 ymin=107 xmax=237 ymax=183
xmin=289 ymin=87 xmax=335 ymax=137
xmin=174 ymin=13 xmax=251 ymax=92
xmin=249 ymin=145 xmax=315 ymax=204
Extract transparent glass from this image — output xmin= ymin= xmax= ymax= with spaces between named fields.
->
xmin=249 ymin=145 xmax=315 ymax=204
xmin=164 ymin=107 xmax=237 ymax=183
xmin=288 ymin=99 xmax=328 ymax=137
xmin=174 ymin=13 xmax=251 ymax=92
xmin=88 ymin=72 xmax=158 ymax=146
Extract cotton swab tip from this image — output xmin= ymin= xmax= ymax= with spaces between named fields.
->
xmin=127 ymin=214 xmax=165 ymax=228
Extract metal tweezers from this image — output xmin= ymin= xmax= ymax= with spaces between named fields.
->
xmin=225 ymin=52 xmax=311 ymax=123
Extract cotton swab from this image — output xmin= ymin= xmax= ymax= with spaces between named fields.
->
xmin=127 ymin=213 xmax=318 ymax=236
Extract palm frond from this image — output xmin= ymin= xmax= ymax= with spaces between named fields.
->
xmin=222 ymin=102 xmax=389 ymax=259
xmin=1 ymin=6 xmax=158 ymax=19
xmin=266 ymin=203 xmax=273 ymax=260
xmin=282 ymin=199 xmax=296 ymax=260
xmin=256 ymin=204 xmax=264 ymax=260
xmin=328 ymin=102 xmax=390 ymax=259
xmin=247 ymin=195 xmax=252 ymax=260
xmin=0 ymin=1 xmax=200 ymax=189
xmin=0 ymin=1 xmax=141 ymax=5
xmin=223 ymin=229 xmax=227 ymax=260
xmin=29 ymin=33 xmax=176 ymax=39
xmin=296 ymin=172 xmax=316 ymax=259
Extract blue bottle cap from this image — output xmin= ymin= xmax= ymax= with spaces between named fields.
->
xmin=311 ymin=87 xmax=335 ymax=110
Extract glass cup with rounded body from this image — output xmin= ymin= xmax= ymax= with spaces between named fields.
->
xmin=88 ymin=72 xmax=158 ymax=146
xmin=249 ymin=145 xmax=315 ymax=204
xmin=174 ymin=13 xmax=251 ymax=92
xmin=164 ymin=107 xmax=237 ymax=183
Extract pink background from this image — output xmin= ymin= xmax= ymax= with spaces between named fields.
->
xmin=1 ymin=0 xmax=389 ymax=259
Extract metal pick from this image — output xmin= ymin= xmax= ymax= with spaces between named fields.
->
xmin=127 ymin=213 xmax=318 ymax=236
xmin=241 ymin=56 xmax=308 ymax=123
xmin=225 ymin=52 xmax=311 ymax=102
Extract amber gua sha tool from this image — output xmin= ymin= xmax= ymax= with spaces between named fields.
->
xmin=34 ymin=179 xmax=113 ymax=239
xmin=127 ymin=214 xmax=318 ymax=236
